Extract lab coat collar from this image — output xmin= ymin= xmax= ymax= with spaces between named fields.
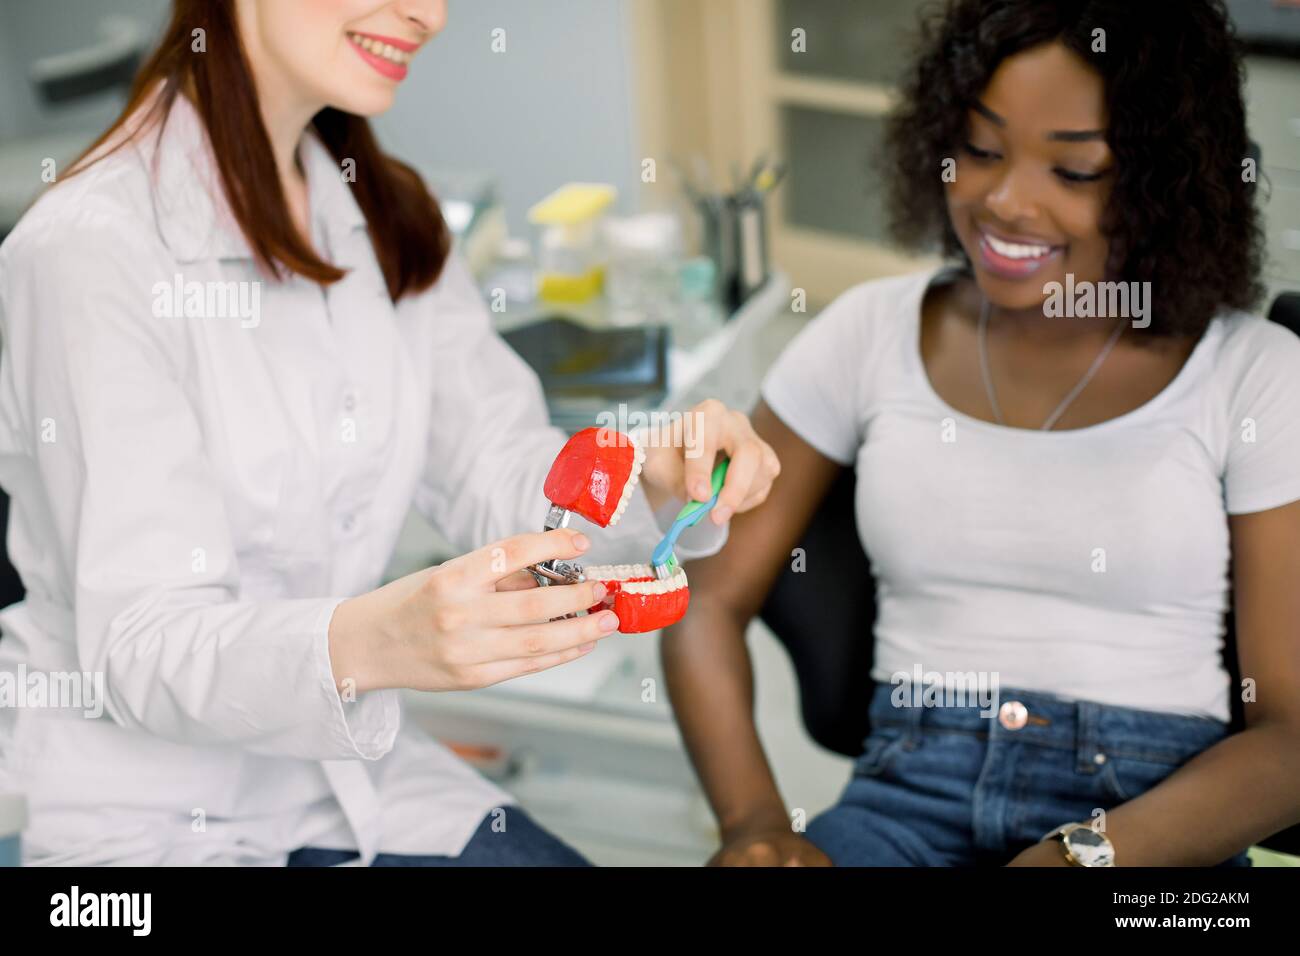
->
xmin=145 ymin=91 xmax=367 ymax=265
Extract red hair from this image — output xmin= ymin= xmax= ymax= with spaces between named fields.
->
xmin=67 ymin=0 xmax=450 ymax=301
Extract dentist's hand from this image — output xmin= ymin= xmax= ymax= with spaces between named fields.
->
xmin=638 ymin=399 xmax=780 ymax=523
xmin=327 ymin=529 xmax=619 ymax=693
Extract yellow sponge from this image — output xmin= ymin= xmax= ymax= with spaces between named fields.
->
xmin=528 ymin=183 xmax=617 ymax=225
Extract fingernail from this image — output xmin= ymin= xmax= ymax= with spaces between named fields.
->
xmin=573 ymin=533 xmax=590 ymax=551
xmin=713 ymin=506 xmax=732 ymax=524
xmin=599 ymin=612 xmax=619 ymax=632
xmin=592 ymin=582 xmax=607 ymax=601
xmin=695 ymin=479 xmax=712 ymax=500
xmin=579 ymin=642 xmax=596 ymax=653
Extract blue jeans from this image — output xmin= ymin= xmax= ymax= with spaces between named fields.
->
xmin=807 ymin=683 xmax=1252 ymax=867
xmin=286 ymin=807 xmax=590 ymax=866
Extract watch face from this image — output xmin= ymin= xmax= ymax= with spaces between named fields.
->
xmin=1064 ymin=826 xmax=1115 ymax=867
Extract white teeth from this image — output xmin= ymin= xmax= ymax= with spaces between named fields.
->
xmin=621 ymin=570 xmax=688 ymax=594
xmin=585 ymin=565 xmax=688 ymax=594
xmin=349 ymin=33 xmax=411 ymax=65
xmin=605 ymin=433 xmax=643 ymax=527
xmin=985 ymin=233 xmax=1051 ymax=260
xmin=585 ymin=563 xmax=650 ymax=580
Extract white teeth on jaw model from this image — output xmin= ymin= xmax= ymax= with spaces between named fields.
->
xmin=582 ymin=564 xmax=689 ymax=594
xmin=604 ymin=435 xmax=645 ymax=528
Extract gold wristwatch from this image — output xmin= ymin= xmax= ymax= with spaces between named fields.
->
xmin=1042 ymin=822 xmax=1115 ymax=867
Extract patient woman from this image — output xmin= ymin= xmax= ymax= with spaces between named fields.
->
xmin=664 ymin=0 xmax=1300 ymax=867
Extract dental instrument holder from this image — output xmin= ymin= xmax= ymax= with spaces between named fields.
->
xmin=728 ymin=189 xmax=769 ymax=315
xmin=694 ymin=189 xmax=768 ymax=316
xmin=698 ymin=194 xmax=734 ymax=313
xmin=684 ymin=153 xmax=781 ymax=316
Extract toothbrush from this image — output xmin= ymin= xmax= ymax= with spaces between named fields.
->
xmin=650 ymin=458 xmax=730 ymax=580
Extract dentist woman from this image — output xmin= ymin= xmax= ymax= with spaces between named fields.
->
xmin=0 ymin=0 xmax=778 ymax=866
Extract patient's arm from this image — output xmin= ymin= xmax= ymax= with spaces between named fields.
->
xmin=661 ymin=400 xmax=841 ymax=865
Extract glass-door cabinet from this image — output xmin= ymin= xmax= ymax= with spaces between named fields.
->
xmin=632 ymin=0 xmax=938 ymax=306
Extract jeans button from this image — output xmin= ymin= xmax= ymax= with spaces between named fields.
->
xmin=998 ymin=700 xmax=1028 ymax=730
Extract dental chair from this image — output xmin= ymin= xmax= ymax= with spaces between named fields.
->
xmin=758 ymin=291 xmax=1300 ymax=859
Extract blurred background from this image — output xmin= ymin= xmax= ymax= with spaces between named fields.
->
xmin=1 ymin=0 xmax=1298 ymax=865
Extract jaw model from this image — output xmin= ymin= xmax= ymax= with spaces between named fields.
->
xmin=582 ymin=563 xmax=690 ymax=634
xmin=543 ymin=427 xmax=645 ymax=528
xmin=536 ymin=427 xmax=690 ymax=633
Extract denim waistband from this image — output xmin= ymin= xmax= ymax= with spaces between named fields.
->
xmin=868 ymin=682 xmax=1231 ymax=768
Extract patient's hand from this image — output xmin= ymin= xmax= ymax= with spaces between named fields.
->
xmin=709 ymin=826 xmax=832 ymax=867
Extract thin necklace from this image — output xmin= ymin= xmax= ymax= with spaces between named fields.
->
xmin=977 ymin=298 xmax=1128 ymax=431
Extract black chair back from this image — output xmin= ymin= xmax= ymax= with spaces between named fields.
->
xmin=758 ymin=467 xmax=875 ymax=757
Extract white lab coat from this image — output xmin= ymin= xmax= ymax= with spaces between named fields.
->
xmin=0 ymin=93 xmax=723 ymax=865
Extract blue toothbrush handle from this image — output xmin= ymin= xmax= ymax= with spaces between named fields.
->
xmin=651 ymin=459 xmax=730 ymax=567
xmin=651 ymin=492 xmax=720 ymax=566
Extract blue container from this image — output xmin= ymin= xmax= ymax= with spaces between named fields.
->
xmin=0 ymin=793 xmax=27 ymax=866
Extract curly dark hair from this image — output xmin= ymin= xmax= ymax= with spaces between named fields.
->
xmin=885 ymin=0 xmax=1265 ymax=339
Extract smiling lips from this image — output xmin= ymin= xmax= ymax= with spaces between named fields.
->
xmin=346 ymin=31 xmax=417 ymax=81
xmin=977 ymin=226 xmax=1062 ymax=279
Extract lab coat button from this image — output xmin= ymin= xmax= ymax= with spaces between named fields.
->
xmin=341 ymin=514 xmax=357 ymax=534
xmin=342 ymin=391 xmax=358 ymax=412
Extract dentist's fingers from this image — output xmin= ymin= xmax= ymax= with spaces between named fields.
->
xmin=682 ymin=399 xmax=723 ymax=503
xmin=712 ymin=440 xmax=761 ymax=524
xmin=494 ymin=569 xmax=541 ymax=592
xmin=733 ymin=442 xmax=781 ymax=514
xmin=447 ymin=529 xmax=590 ymax=590
xmin=707 ymin=405 xmax=780 ymax=523
xmin=477 ymin=579 xmax=608 ymax=626
xmin=468 ymin=609 xmax=621 ymax=669
xmin=468 ymin=642 xmax=600 ymax=689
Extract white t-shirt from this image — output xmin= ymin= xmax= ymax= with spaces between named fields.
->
xmin=761 ymin=268 xmax=1300 ymax=722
